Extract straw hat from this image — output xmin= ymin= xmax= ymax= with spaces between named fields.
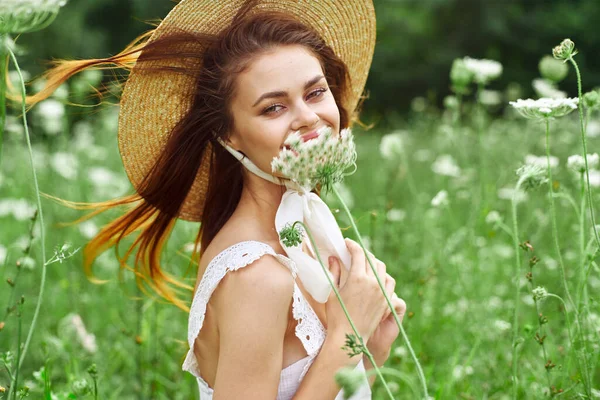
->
xmin=118 ymin=0 xmax=376 ymax=222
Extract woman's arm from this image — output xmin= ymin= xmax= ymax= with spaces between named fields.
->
xmin=291 ymin=329 xmax=363 ymax=399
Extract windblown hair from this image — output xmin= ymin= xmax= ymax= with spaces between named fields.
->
xmin=30 ymin=3 xmax=354 ymax=310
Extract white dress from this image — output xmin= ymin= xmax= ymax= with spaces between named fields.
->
xmin=182 ymin=241 xmax=372 ymax=399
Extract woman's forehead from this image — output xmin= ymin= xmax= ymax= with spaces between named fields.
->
xmin=236 ymin=46 xmax=324 ymax=98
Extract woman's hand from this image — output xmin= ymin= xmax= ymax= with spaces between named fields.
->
xmin=365 ymin=290 xmax=406 ymax=366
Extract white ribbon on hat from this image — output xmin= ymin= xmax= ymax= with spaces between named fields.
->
xmin=217 ymin=138 xmax=351 ymax=303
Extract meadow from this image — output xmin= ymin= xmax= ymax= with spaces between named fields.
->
xmin=1 ymin=36 xmax=600 ymax=400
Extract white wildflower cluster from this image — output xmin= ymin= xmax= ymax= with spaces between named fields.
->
xmin=431 ymin=154 xmax=461 ymax=177
xmin=525 ymin=154 xmax=559 ymax=169
xmin=478 ymin=89 xmax=502 ymax=106
xmin=532 ymin=79 xmax=566 ymax=99
xmin=516 ymin=164 xmax=548 ymax=190
xmin=567 ymin=153 xmax=600 ymax=173
xmin=462 ymin=57 xmax=503 ymax=84
xmin=509 ymin=97 xmax=579 ymax=120
xmin=485 ymin=210 xmax=502 ymax=225
xmin=271 ymin=127 xmax=356 ymax=190
xmin=379 ymin=130 xmax=405 ymax=161
xmin=35 ymin=98 xmax=66 ymax=135
xmin=0 ymin=0 xmax=68 ymax=34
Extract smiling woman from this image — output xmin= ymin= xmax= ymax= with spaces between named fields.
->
xmin=22 ymin=1 xmax=409 ymax=399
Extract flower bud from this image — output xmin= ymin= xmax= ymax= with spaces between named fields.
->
xmin=450 ymin=59 xmax=473 ymax=90
xmin=583 ymin=90 xmax=600 ymax=109
xmin=552 ymin=39 xmax=577 ymax=62
xmin=538 ymin=55 xmax=568 ymax=83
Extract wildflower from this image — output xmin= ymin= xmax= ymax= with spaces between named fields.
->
xmin=393 ymin=346 xmax=408 ymax=358
xmin=431 ymin=190 xmax=449 ymax=207
xmin=0 ymin=0 xmax=68 ymax=34
xmin=35 ymin=99 xmax=65 ymax=135
xmin=525 ymin=154 xmax=558 ymax=169
xmin=588 ymin=170 xmax=600 ymax=187
xmin=498 ymin=187 xmax=528 ymax=203
xmin=583 ymin=90 xmax=600 ymax=109
xmin=72 ymin=379 xmax=91 ymax=396
xmin=462 ymin=57 xmax=502 ymax=84
xmin=532 ymin=79 xmax=566 ymax=99
xmin=485 ymin=210 xmax=502 ymax=225
xmin=379 ymin=131 xmax=405 ymax=161
xmin=516 ymin=164 xmax=548 ymax=190
xmin=271 ymin=127 xmax=356 ymax=191
xmin=431 ymin=154 xmax=461 ymax=177
xmin=443 ymin=95 xmax=458 ymax=110
xmin=386 ymin=208 xmax=406 ymax=222
xmin=567 ymin=153 xmax=599 ymax=173
xmin=278 ymin=223 xmax=304 ymax=248
xmin=452 ymin=365 xmax=474 ymax=380
xmin=78 ymin=220 xmax=99 ymax=239
xmin=532 ymin=286 xmax=548 ymax=301
xmin=552 ymin=39 xmax=577 ymax=62
xmin=538 ymin=55 xmax=569 ymax=83
xmin=0 ymin=198 xmax=36 ymax=220
xmin=50 ymin=152 xmax=78 ymax=180
xmin=509 ymin=98 xmax=579 ymax=120
xmin=16 ymin=256 xmax=35 ymax=270
xmin=70 ymin=314 xmax=97 ymax=353
xmin=335 ymin=367 xmax=365 ymax=398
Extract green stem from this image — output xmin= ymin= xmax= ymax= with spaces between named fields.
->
xmin=569 ymin=57 xmax=600 ymax=251
xmin=7 ymin=45 xmax=48 ymax=375
xmin=292 ymin=221 xmax=395 ymax=400
xmin=529 ymin=287 xmax=552 ymax=389
xmin=0 ymin=33 xmax=7 ymax=167
xmin=545 ymin=118 xmax=590 ymax=395
xmin=510 ymin=176 xmax=525 ymax=400
xmin=332 ymin=186 xmax=429 ymax=399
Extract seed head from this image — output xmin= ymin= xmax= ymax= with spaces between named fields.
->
xmin=532 ymin=286 xmax=548 ymax=302
xmin=552 ymin=39 xmax=577 ymax=62
xmin=516 ymin=164 xmax=548 ymax=190
xmin=278 ymin=223 xmax=304 ymax=248
xmin=538 ymin=55 xmax=569 ymax=83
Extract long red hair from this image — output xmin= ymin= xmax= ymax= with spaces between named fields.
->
xmin=28 ymin=4 xmax=354 ymax=311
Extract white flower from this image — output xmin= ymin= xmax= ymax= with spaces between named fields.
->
xmin=37 ymin=99 xmax=65 ymax=119
xmin=525 ymin=154 xmax=558 ymax=169
xmin=431 ymin=154 xmax=461 ymax=177
xmin=567 ymin=153 xmax=599 ymax=173
xmin=0 ymin=198 xmax=36 ymax=220
xmin=485 ymin=210 xmax=502 ymax=225
xmin=516 ymin=164 xmax=548 ymax=190
xmin=431 ymin=190 xmax=449 ymax=207
xmin=69 ymin=314 xmax=97 ymax=354
xmin=0 ymin=0 xmax=68 ymax=33
xmin=532 ymin=78 xmax=566 ymax=99
xmin=379 ymin=131 xmax=406 ymax=161
xmin=588 ymin=170 xmax=600 ymax=187
xmin=452 ymin=365 xmax=474 ymax=380
xmin=509 ymin=97 xmax=579 ymax=120
xmin=497 ymin=187 xmax=528 ymax=203
xmin=78 ymin=221 xmax=99 ymax=239
xmin=587 ymin=120 xmax=600 ymax=138
xmin=271 ymin=127 xmax=356 ymax=190
xmin=463 ymin=57 xmax=503 ymax=84
xmin=50 ymin=152 xmax=78 ymax=180
xmin=386 ymin=208 xmax=406 ymax=222
xmin=478 ymin=89 xmax=502 ymax=106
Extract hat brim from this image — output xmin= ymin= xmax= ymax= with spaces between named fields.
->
xmin=118 ymin=0 xmax=376 ymax=222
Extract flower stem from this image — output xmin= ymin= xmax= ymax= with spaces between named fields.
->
xmin=0 ymin=33 xmax=8 ymax=166
xmin=545 ymin=118 xmax=590 ymax=395
xmin=510 ymin=176 xmax=525 ymax=400
xmin=332 ymin=185 xmax=429 ymax=399
xmin=7 ymin=46 xmax=48 ymax=375
xmin=568 ymin=56 xmax=600 ymax=251
xmin=292 ymin=221 xmax=395 ymax=400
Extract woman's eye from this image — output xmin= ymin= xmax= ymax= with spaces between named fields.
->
xmin=263 ymin=104 xmax=284 ymax=115
xmin=307 ymin=87 xmax=327 ymax=100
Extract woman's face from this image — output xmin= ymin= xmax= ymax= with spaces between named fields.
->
xmin=227 ymin=45 xmax=341 ymax=177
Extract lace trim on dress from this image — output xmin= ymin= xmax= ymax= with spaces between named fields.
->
xmin=181 ymin=240 xmax=325 ymax=385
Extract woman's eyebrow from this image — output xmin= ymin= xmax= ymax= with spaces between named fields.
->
xmin=252 ymin=75 xmax=325 ymax=107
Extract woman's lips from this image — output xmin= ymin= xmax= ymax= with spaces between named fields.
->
xmin=283 ymin=130 xmax=320 ymax=150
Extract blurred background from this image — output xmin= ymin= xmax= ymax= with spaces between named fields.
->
xmin=14 ymin=0 xmax=600 ymax=122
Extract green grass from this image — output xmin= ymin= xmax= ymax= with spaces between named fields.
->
xmin=1 ymin=102 xmax=599 ymax=399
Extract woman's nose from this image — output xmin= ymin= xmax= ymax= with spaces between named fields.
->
xmin=291 ymin=103 xmax=320 ymax=132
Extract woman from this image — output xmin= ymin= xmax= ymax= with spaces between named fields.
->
xmin=31 ymin=0 xmax=407 ymax=398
